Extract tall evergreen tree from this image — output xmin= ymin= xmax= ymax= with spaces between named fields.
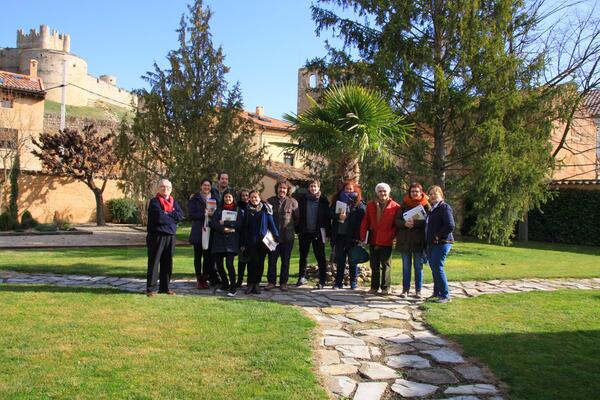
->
xmin=118 ymin=0 xmax=266 ymax=204
xmin=308 ymin=0 xmax=570 ymax=243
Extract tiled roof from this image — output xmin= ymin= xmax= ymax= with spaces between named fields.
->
xmin=0 ymin=70 xmax=45 ymax=95
xmin=583 ymin=89 xmax=600 ymax=117
xmin=551 ymin=179 xmax=600 ymax=186
xmin=244 ymin=111 xmax=293 ymax=132
xmin=266 ymin=160 xmax=312 ymax=181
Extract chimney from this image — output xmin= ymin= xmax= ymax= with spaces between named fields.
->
xmin=256 ymin=106 xmax=264 ymax=117
xmin=29 ymin=59 xmax=38 ymax=78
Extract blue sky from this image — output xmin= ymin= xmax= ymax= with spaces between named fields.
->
xmin=0 ymin=0 xmax=334 ymax=119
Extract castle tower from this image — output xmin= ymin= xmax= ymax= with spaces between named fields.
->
xmin=16 ymin=25 xmax=71 ymax=52
xmin=297 ymin=68 xmax=326 ymax=114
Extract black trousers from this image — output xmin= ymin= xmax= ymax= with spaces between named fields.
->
xmin=215 ymin=252 xmax=236 ymax=290
xmin=193 ymin=244 xmax=213 ymax=281
xmin=298 ymin=232 xmax=327 ymax=284
xmin=236 ymin=260 xmax=247 ymax=286
xmin=267 ymin=240 xmax=294 ymax=285
xmin=146 ymin=233 xmax=175 ymax=292
xmin=370 ymin=245 xmax=393 ymax=290
xmin=246 ymin=243 xmax=267 ymax=285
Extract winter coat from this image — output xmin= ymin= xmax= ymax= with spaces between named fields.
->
xmin=188 ymin=192 xmax=217 ymax=245
xmin=267 ymin=195 xmax=299 ymax=243
xmin=147 ymin=197 xmax=184 ymax=235
xmin=209 ymin=206 xmax=243 ymax=254
xmin=395 ymin=201 xmax=431 ymax=253
xmin=425 ymin=201 xmax=455 ymax=245
xmin=240 ymin=203 xmax=280 ymax=248
xmin=296 ymin=193 xmax=332 ymax=237
xmin=360 ymin=199 xmax=401 ymax=247
xmin=330 ymin=200 xmax=366 ymax=244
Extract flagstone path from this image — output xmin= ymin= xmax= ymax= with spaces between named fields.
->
xmin=2 ymin=269 xmax=599 ymax=400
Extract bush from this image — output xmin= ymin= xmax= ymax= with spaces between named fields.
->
xmin=0 ymin=212 xmax=18 ymax=231
xmin=107 ymin=198 xmax=140 ymax=224
xmin=35 ymin=223 xmax=58 ymax=232
xmin=20 ymin=210 xmax=39 ymax=229
xmin=529 ymin=189 xmax=600 ymax=245
xmin=52 ymin=211 xmax=71 ymax=231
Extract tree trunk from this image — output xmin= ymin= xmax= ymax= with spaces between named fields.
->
xmin=432 ymin=0 xmax=447 ymax=190
xmin=93 ymin=188 xmax=106 ymax=226
xmin=337 ymin=157 xmax=361 ymax=185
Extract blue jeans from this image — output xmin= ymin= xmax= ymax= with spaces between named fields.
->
xmin=427 ymin=243 xmax=452 ymax=299
xmin=401 ymin=251 xmax=423 ymax=292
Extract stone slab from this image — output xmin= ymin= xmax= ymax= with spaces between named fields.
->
xmin=391 ymin=379 xmax=438 ymax=398
xmin=320 ymin=363 xmax=359 ymax=375
xmin=353 ymin=382 xmax=388 ymax=400
xmin=422 ymin=348 xmax=465 ymax=364
xmin=358 ymin=362 xmax=400 ymax=380
xmin=444 ymin=384 xmax=498 ymax=395
xmin=386 ymin=354 xmax=431 ymax=369
xmin=405 ymin=368 xmax=460 ymax=385
xmin=324 ymin=376 xmax=357 ymax=398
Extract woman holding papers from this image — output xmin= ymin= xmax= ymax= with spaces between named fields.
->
xmin=425 ymin=185 xmax=455 ymax=303
xmin=210 ymin=190 xmax=243 ymax=297
xmin=330 ymin=180 xmax=366 ymax=289
xmin=296 ymin=179 xmax=332 ymax=289
xmin=395 ymin=182 xmax=431 ymax=298
xmin=240 ymin=190 xmax=280 ymax=295
xmin=235 ymin=189 xmax=250 ymax=289
xmin=188 ymin=178 xmax=218 ymax=289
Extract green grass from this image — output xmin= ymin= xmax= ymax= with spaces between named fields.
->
xmin=0 ymin=284 xmax=327 ymax=400
xmin=0 ymin=239 xmax=598 ymax=283
xmin=44 ymin=99 xmax=133 ymax=122
xmin=424 ymin=290 xmax=600 ymax=400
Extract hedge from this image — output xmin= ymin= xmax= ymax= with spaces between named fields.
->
xmin=529 ymin=189 xmax=600 ymax=246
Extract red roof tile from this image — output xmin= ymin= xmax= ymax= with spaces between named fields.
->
xmin=244 ymin=111 xmax=293 ymax=132
xmin=0 ymin=70 xmax=45 ymax=95
xmin=584 ymin=89 xmax=600 ymax=117
xmin=266 ymin=160 xmax=312 ymax=181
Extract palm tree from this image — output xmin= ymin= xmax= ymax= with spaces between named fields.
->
xmin=282 ymin=83 xmax=412 ymax=184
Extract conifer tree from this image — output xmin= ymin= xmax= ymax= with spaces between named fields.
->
xmin=118 ymin=0 xmax=266 ymax=205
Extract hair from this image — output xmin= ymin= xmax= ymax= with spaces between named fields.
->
xmin=375 ymin=182 xmax=391 ymax=193
xmin=158 ymin=178 xmax=172 ymax=187
xmin=407 ymin=182 xmax=424 ymax=195
xmin=274 ymin=179 xmax=293 ymax=196
xmin=217 ymin=171 xmax=229 ymax=181
xmin=200 ymin=177 xmax=212 ymax=187
xmin=427 ymin=185 xmax=444 ymax=198
xmin=248 ymin=189 xmax=261 ymax=198
xmin=332 ymin=179 xmax=362 ymax=205
xmin=237 ymin=188 xmax=250 ymax=202
xmin=308 ymin=179 xmax=321 ymax=186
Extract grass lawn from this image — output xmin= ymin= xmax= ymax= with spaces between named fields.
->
xmin=0 ymin=284 xmax=327 ymax=400
xmin=424 ymin=289 xmax=600 ymax=400
xmin=0 ymin=239 xmax=598 ymax=284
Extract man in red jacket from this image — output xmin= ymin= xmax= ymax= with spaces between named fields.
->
xmin=360 ymin=183 xmax=400 ymax=295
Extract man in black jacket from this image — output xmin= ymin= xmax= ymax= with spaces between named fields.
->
xmin=146 ymin=179 xmax=184 ymax=296
xmin=296 ymin=180 xmax=331 ymax=288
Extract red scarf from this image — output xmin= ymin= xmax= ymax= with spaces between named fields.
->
xmin=156 ymin=193 xmax=174 ymax=212
xmin=403 ymin=194 xmax=428 ymax=209
xmin=223 ymin=202 xmax=236 ymax=211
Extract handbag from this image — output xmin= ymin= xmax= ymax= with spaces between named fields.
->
xmin=201 ymin=215 xmax=211 ymax=250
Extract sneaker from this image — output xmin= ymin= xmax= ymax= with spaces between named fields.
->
xmin=265 ymin=283 xmax=276 ymax=291
xmin=280 ymin=283 xmax=289 ymax=292
xmin=296 ymin=277 xmax=308 ymax=287
xmin=381 ymin=288 xmax=391 ymax=295
xmin=414 ymin=291 xmax=422 ymax=299
xmin=399 ymin=290 xmax=408 ymax=298
xmin=367 ymin=288 xmax=379 ymax=295
xmin=438 ymin=297 xmax=451 ymax=303
xmin=217 ymin=286 xmax=229 ymax=293
xmin=227 ymin=290 xmax=237 ymax=297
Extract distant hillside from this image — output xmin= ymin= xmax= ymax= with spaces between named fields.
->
xmin=44 ymin=100 xmax=133 ymax=122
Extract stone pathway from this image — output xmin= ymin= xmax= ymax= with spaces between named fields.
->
xmin=2 ymin=269 xmax=600 ymax=400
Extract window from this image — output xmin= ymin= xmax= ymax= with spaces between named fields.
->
xmin=283 ymin=152 xmax=294 ymax=166
xmin=0 ymin=128 xmax=18 ymax=149
xmin=0 ymin=98 xmax=13 ymax=108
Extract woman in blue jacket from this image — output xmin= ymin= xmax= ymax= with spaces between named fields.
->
xmin=425 ymin=185 xmax=455 ymax=303
xmin=188 ymin=178 xmax=218 ymax=289
xmin=210 ymin=190 xmax=243 ymax=296
xmin=240 ymin=190 xmax=279 ymax=295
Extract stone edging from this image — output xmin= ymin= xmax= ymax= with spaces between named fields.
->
xmin=2 ymin=270 xmax=599 ymax=400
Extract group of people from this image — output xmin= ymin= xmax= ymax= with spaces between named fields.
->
xmin=145 ymin=173 xmax=455 ymax=303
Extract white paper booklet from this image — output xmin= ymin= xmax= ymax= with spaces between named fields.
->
xmin=262 ymin=230 xmax=278 ymax=251
xmin=403 ymin=205 xmax=427 ymax=221
xmin=335 ymin=200 xmax=348 ymax=214
xmin=222 ymin=210 xmax=238 ymax=222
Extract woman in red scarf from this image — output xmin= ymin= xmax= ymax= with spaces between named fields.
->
xmin=395 ymin=182 xmax=431 ymax=298
xmin=146 ymin=179 xmax=184 ymax=296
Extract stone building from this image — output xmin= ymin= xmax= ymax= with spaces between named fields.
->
xmin=0 ymin=25 xmax=136 ymax=109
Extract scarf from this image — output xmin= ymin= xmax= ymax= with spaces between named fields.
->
xmin=403 ymin=194 xmax=428 ymax=209
xmin=339 ymin=191 xmax=357 ymax=205
xmin=223 ymin=202 xmax=236 ymax=211
xmin=307 ymin=191 xmax=321 ymax=200
xmin=247 ymin=202 xmax=263 ymax=215
xmin=156 ymin=193 xmax=174 ymax=212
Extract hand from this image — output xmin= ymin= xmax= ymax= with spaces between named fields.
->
xmin=405 ymin=219 xmax=414 ymax=229
xmin=219 ymin=219 xmax=224 ymax=225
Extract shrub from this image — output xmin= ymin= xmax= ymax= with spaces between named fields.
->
xmin=20 ymin=210 xmax=39 ymax=229
xmin=52 ymin=211 xmax=71 ymax=231
xmin=107 ymin=198 xmax=140 ymax=224
xmin=35 ymin=223 xmax=58 ymax=232
xmin=0 ymin=212 xmax=18 ymax=231
xmin=529 ymin=189 xmax=600 ymax=245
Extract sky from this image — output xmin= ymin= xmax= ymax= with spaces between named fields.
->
xmin=0 ymin=0 xmax=336 ymax=120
